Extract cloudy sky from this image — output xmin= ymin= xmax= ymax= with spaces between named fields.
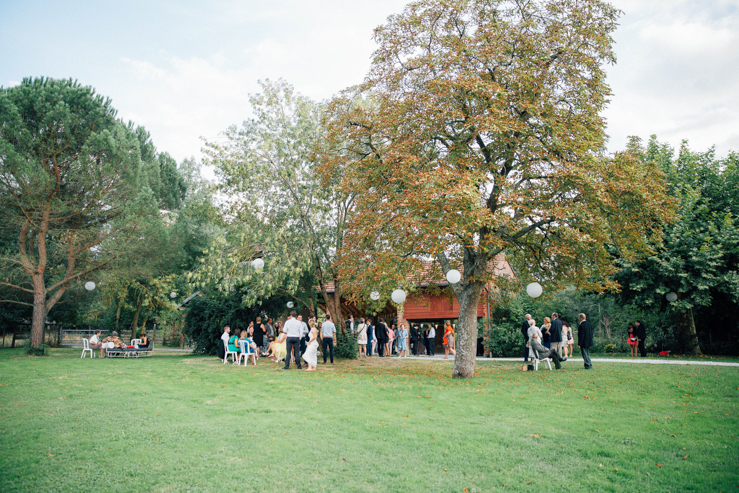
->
xmin=1 ymin=0 xmax=737 ymax=163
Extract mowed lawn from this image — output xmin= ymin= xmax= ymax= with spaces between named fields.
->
xmin=1 ymin=349 xmax=738 ymax=492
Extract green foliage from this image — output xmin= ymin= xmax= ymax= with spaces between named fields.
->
xmin=335 ymin=331 xmax=358 ymax=359
xmin=614 ymin=137 xmax=739 ymax=353
xmin=25 ymin=343 xmax=50 ymax=356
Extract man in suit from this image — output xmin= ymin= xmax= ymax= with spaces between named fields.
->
xmin=577 ymin=313 xmax=594 ymax=370
xmin=410 ymin=325 xmax=420 ymax=356
xmin=550 ymin=312 xmax=564 ymax=358
xmin=422 ymin=325 xmax=430 ymax=355
xmin=635 ymin=320 xmax=647 ymax=357
xmin=376 ymin=318 xmax=388 ymax=357
xmin=366 ymin=319 xmax=374 ymax=356
xmin=521 ymin=314 xmax=532 ymax=361
xmin=530 ymin=333 xmax=567 ymax=369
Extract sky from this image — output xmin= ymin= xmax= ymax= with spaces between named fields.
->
xmin=1 ymin=0 xmax=738 ymax=164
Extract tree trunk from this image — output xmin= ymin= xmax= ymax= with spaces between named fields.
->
xmin=677 ymin=308 xmax=702 ymax=354
xmin=452 ymin=281 xmax=485 ymax=379
xmin=31 ymin=286 xmax=47 ymax=347
xmin=130 ymin=301 xmax=143 ymax=339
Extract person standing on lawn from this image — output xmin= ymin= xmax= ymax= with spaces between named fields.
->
xmin=562 ymin=321 xmax=574 ymax=358
xmin=443 ymin=322 xmax=456 ymax=359
xmin=397 ymin=323 xmax=409 ymax=358
xmin=410 ymin=324 xmax=420 ymax=356
xmin=541 ymin=317 xmax=552 ymax=349
xmin=356 ymin=318 xmax=368 ymax=357
xmin=298 ymin=315 xmax=309 ymax=359
xmin=577 ymin=313 xmax=594 ymax=370
xmin=521 ymin=314 xmax=532 ymax=362
xmin=366 ymin=319 xmax=375 ymax=356
xmin=302 ymin=322 xmax=319 ymax=371
xmin=635 ymin=320 xmax=647 ymax=357
xmin=550 ymin=313 xmax=564 ymax=358
xmin=375 ymin=318 xmax=388 ymax=357
xmin=627 ymin=323 xmax=639 ymax=357
xmin=321 ymin=314 xmax=336 ymax=365
xmin=427 ymin=324 xmax=436 ymax=356
xmin=387 ymin=324 xmax=395 ymax=357
xmin=282 ymin=312 xmax=303 ymax=370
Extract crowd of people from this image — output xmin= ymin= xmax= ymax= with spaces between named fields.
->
xmin=217 ymin=312 xmax=457 ymax=369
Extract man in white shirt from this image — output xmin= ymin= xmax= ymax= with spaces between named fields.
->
xmin=89 ymin=330 xmax=104 ymax=358
xmin=220 ymin=326 xmax=231 ymax=360
xmin=427 ymin=325 xmax=436 ymax=356
xmin=282 ymin=312 xmax=303 ymax=370
xmin=321 ymin=314 xmax=336 ymax=365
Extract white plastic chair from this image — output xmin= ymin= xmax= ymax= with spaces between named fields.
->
xmin=131 ymin=339 xmax=141 ymax=347
xmin=81 ymin=338 xmax=94 ymax=358
xmin=223 ymin=340 xmax=238 ymax=364
xmin=238 ymin=340 xmax=257 ymax=366
xmin=529 ymin=347 xmax=552 ymax=371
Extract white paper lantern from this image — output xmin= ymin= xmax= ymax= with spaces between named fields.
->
xmin=252 ymin=258 xmax=265 ymax=270
xmin=287 ymin=301 xmax=294 ymax=308
xmin=526 ymin=282 xmax=543 ymax=298
xmin=391 ymin=289 xmax=406 ymax=304
xmin=666 ymin=292 xmax=678 ymax=303
xmin=84 ymin=281 xmax=96 ymax=291
xmin=370 ymin=291 xmax=380 ymax=301
xmin=446 ymin=269 xmax=461 ymax=284
xmin=170 ymin=292 xmax=177 ymax=299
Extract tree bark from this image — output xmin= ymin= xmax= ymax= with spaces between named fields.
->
xmin=130 ymin=301 xmax=143 ymax=339
xmin=452 ymin=281 xmax=485 ymax=379
xmin=677 ymin=307 xmax=702 ymax=355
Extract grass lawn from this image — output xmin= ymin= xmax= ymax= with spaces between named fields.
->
xmin=1 ymin=348 xmax=738 ymax=492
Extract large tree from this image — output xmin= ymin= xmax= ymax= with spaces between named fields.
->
xmin=322 ymin=0 xmax=673 ymax=377
xmin=197 ymin=80 xmax=354 ymax=324
xmin=614 ymin=138 xmax=739 ymax=354
xmin=0 ymin=78 xmax=152 ymax=346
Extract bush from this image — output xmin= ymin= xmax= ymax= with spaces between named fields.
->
xmin=26 ymin=343 xmax=50 ymax=356
xmin=483 ymin=323 xmax=523 ymax=358
xmin=334 ymin=331 xmax=358 ymax=359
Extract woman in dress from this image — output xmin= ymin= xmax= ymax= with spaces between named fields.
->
xmin=627 ymin=323 xmax=639 ymax=357
xmin=562 ymin=321 xmax=574 ymax=358
xmin=356 ymin=318 xmax=368 ymax=357
xmin=239 ymin=327 xmax=258 ymax=365
xmin=266 ymin=329 xmax=288 ymax=363
xmin=443 ymin=322 xmax=456 ymax=359
xmin=386 ymin=325 xmax=395 ymax=358
xmin=302 ymin=321 xmax=319 ymax=371
xmin=541 ymin=317 xmax=552 ymax=350
xmin=397 ymin=323 xmax=409 ymax=358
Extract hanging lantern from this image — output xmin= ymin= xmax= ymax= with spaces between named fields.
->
xmin=252 ymin=258 xmax=265 ymax=270
xmin=666 ymin=292 xmax=678 ymax=302
xmin=526 ymin=282 xmax=543 ymax=298
xmin=391 ymin=289 xmax=406 ymax=304
xmin=84 ymin=281 xmax=96 ymax=291
xmin=446 ymin=269 xmax=461 ymax=284
xmin=170 ymin=292 xmax=177 ymax=299
xmin=370 ymin=291 xmax=381 ymax=301
xmin=287 ymin=301 xmax=294 ymax=308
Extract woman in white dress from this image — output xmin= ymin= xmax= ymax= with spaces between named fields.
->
xmin=302 ymin=321 xmax=319 ymax=371
xmin=356 ymin=318 xmax=368 ymax=357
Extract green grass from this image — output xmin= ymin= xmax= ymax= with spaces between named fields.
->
xmin=1 ymin=348 xmax=738 ymax=492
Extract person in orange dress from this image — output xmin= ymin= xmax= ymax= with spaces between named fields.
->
xmin=443 ymin=322 xmax=456 ymax=359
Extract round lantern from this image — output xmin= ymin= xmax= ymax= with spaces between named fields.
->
xmin=170 ymin=292 xmax=177 ymax=299
xmin=287 ymin=301 xmax=294 ymax=308
xmin=666 ymin=292 xmax=678 ymax=303
xmin=526 ymin=282 xmax=543 ymax=298
xmin=370 ymin=291 xmax=381 ymax=301
xmin=84 ymin=281 xmax=96 ymax=291
xmin=391 ymin=289 xmax=406 ymax=304
xmin=446 ymin=269 xmax=461 ymax=284
xmin=252 ymin=258 xmax=265 ymax=270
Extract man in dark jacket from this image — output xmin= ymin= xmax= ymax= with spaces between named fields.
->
xmin=521 ymin=314 xmax=532 ymax=361
xmin=530 ymin=335 xmax=567 ymax=369
xmin=577 ymin=313 xmax=594 ymax=370
xmin=376 ymin=318 xmax=388 ymax=357
xmin=550 ymin=313 xmax=563 ymax=358
xmin=366 ymin=319 xmax=374 ymax=356
xmin=635 ymin=320 xmax=647 ymax=357
xmin=410 ymin=325 xmax=420 ymax=356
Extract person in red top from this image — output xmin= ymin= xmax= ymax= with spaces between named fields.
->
xmin=443 ymin=322 xmax=456 ymax=359
xmin=627 ymin=323 xmax=638 ymax=357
